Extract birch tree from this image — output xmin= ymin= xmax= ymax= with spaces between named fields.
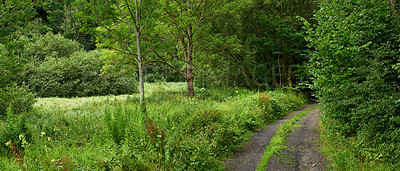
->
xmin=155 ymin=0 xmax=209 ymax=97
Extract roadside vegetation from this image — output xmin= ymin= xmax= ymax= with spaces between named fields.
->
xmin=0 ymin=83 xmax=306 ymax=170
xmin=305 ymin=0 xmax=400 ymax=169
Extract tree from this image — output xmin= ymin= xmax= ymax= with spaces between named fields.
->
xmin=155 ymin=0 xmax=209 ymax=97
xmin=75 ymin=0 xmax=157 ymax=113
xmin=305 ymin=0 xmax=400 ymax=164
xmin=0 ymin=0 xmax=40 ymax=86
xmin=196 ymin=0 xmax=315 ymax=89
xmin=40 ymin=0 xmax=96 ymax=50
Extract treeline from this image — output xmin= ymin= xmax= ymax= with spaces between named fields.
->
xmin=0 ymin=0 xmax=315 ymax=95
xmin=305 ymin=0 xmax=400 ymax=168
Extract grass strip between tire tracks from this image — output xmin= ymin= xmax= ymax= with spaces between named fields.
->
xmin=256 ymin=106 xmax=314 ymax=171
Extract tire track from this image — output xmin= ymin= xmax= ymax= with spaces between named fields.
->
xmin=224 ymin=104 xmax=316 ymax=171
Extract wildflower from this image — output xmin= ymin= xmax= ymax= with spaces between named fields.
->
xmin=47 ymin=137 xmax=51 ymax=141
xmin=41 ymin=132 xmax=46 ymax=137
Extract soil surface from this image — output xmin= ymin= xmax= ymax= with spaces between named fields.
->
xmin=265 ymin=107 xmax=328 ymax=171
xmin=224 ymin=103 xmax=318 ymax=171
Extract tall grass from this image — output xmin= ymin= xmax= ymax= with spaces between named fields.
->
xmin=0 ymin=83 xmax=306 ymax=170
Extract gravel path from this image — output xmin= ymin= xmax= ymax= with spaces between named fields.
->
xmin=265 ymin=107 xmax=328 ymax=171
xmin=224 ymin=104 xmax=316 ymax=171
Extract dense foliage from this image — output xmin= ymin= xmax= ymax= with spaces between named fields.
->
xmin=196 ymin=0 xmax=316 ymax=89
xmin=3 ymin=0 xmax=400 ymax=169
xmin=0 ymin=85 xmax=36 ymax=117
xmin=305 ymin=0 xmax=400 ymax=166
xmin=20 ymin=33 xmax=138 ymax=97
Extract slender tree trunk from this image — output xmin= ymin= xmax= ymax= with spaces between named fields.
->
xmin=186 ymin=60 xmax=195 ymax=97
xmin=278 ymin=55 xmax=282 ymax=88
xmin=186 ymin=24 xmax=195 ymax=97
xmin=137 ymin=32 xmax=147 ymax=114
xmin=288 ymin=66 xmax=292 ymax=87
xmin=266 ymin=52 xmax=278 ymax=88
xmin=135 ymin=0 xmax=147 ymax=115
xmin=184 ymin=0 xmax=195 ymax=97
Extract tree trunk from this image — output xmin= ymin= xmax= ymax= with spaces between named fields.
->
xmin=137 ymin=33 xmax=147 ymax=114
xmin=135 ymin=1 xmax=147 ymax=115
xmin=186 ymin=64 xmax=195 ymax=97
xmin=186 ymin=24 xmax=195 ymax=97
xmin=278 ymin=55 xmax=282 ymax=88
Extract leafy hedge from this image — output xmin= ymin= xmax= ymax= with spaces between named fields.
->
xmin=305 ymin=0 xmax=400 ymax=165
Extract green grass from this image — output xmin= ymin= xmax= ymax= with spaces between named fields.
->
xmin=1 ymin=82 xmax=307 ymax=170
xmin=256 ymin=107 xmax=313 ymax=171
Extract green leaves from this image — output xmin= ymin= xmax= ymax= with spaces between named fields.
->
xmin=306 ymin=0 xmax=400 ymax=165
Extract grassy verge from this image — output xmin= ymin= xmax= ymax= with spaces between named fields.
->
xmin=256 ymin=107 xmax=313 ymax=171
xmin=318 ymin=116 xmax=396 ymax=171
xmin=0 ymin=82 xmax=307 ymax=170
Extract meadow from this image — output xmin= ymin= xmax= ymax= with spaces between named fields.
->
xmin=0 ymin=83 xmax=306 ymax=170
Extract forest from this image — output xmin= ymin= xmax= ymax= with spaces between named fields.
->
xmin=0 ymin=0 xmax=399 ymax=170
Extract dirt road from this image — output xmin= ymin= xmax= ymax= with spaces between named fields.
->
xmin=224 ymin=104 xmax=327 ymax=171
xmin=265 ymin=107 xmax=327 ymax=171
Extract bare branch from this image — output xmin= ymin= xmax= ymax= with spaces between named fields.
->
xmin=147 ymin=54 xmax=187 ymax=79
xmin=152 ymin=50 xmax=186 ymax=77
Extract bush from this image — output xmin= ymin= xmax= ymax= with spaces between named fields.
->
xmin=24 ymin=33 xmax=82 ymax=62
xmin=0 ymin=85 xmax=36 ymax=116
xmin=24 ymin=50 xmax=138 ymax=97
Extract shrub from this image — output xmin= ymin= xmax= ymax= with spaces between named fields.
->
xmin=20 ymin=33 xmax=138 ymax=97
xmin=24 ymin=50 xmax=138 ymax=97
xmin=0 ymin=85 xmax=36 ymax=116
xmin=24 ymin=33 xmax=82 ymax=62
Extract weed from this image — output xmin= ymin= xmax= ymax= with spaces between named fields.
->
xmin=6 ymin=140 xmax=25 ymax=170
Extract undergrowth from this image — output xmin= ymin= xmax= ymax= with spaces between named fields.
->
xmin=319 ymin=115 xmax=398 ymax=171
xmin=0 ymin=83 xmax=306 ymax=170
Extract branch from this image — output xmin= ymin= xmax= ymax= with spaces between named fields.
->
xmin=96 ymin=11 xmax=139 ymax=63
xmin=125 ymin=0 xmax=138 ymax=29
xmin=150 ymin=50 xmax=187 ymax=78
xmin=116 ymin=2 xmax=138 ymax=33
xmin=0 ymin=5 xmax=16 ymax=20
xmin=193 ymin=0 xmax=206 ymax=34
xmin=140 ymin=1 xmax=157 ymax=34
